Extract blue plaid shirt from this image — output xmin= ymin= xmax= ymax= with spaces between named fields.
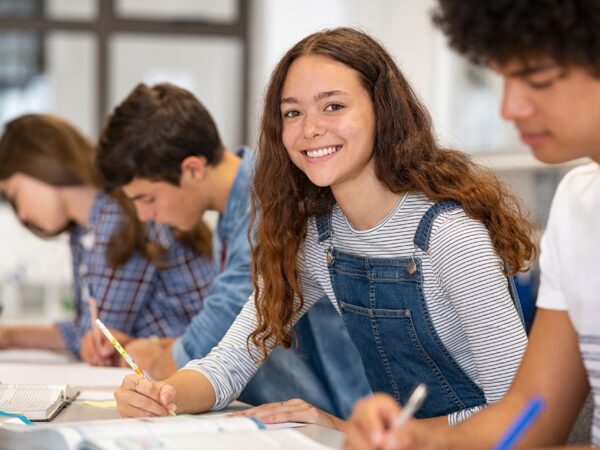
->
xmin=56 ymin=192 xmax=214 ymax=356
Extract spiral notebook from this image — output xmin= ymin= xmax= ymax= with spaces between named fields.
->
xmin=0 ymin=383 xmax=78 ymax=421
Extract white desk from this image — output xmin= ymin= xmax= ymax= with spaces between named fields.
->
xmin=0 ymin=350 xmax=345 ymax=449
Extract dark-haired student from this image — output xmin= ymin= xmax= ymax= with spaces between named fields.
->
xmin=0 ymin=114 xmax=213 ymax=358
xmin=112 ymin=28 xmax=536 ymax=430
xmin=89 ymin=82 xmax=372 ymax=421
xmin=345 ymin=1 xmax=600 ymax=449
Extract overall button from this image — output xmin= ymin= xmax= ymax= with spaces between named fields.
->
xmin=326 ymin=250 xmax=335 ymax=265
xmin=407 ymin=261 xmax=416 ymax=274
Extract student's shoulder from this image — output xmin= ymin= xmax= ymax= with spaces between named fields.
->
xmin=429 ymin=204 xmax=490 ymax=249
xmin=555 ymin=162 xmax=600 ymax=199
xmin=546 ymin=162 xmax=600 ymax=231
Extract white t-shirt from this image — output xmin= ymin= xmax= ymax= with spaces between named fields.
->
xmin=536 ymin=162 xmax=600 ymax=443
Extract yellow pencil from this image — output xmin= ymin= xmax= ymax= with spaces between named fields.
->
xmin=94 ymin=318 xmax=145 ymax=377
xmin=94 ymin=319 xmax=176 ymax=416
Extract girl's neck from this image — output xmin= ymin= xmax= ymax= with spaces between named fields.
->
xmin=60 ymin=185 xmax=99 ymax=228
xmin=332 ymin=170 xmax=403 ymax=231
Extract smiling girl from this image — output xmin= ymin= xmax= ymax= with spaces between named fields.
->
xmin=114 ymin=28 xmax=536 ymax=428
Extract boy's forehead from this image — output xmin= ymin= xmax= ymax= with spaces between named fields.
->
xmin=489 ymin=57 xmax=560 ymax=76
xmin=123 ymin=178 xmax=157 ymax=195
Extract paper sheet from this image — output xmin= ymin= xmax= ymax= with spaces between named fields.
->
xmin=0 ymin=349 xmax=73 ymax=365
xmin=0 ymin=362 xmax=132 ymax=387
xmin=80 ymin=400 xmax=117 ymax=409
xmin=76 ymin=390 xmax=116 ymax=401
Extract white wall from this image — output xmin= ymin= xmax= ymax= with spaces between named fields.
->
xmin=248 ymin=0 xmax=438 ymax=147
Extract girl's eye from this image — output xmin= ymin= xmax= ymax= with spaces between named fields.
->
xmin=282 ymin=110 xmax=301 ymax=119
xmin=324 ymin=103 xmax=343 ymax=112
xmin=142 ymin=197 xmax=155 ymax=204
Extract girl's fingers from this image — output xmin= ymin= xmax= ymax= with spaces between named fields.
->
xmin=235 ymin=399 xmax=337 ymax=427
xmin=237 ymin=399 xmax=311 ymax=417
xmin=344 ymin=422 xmax=377 ymax=450
xmin=346 ymin=394 xmax=402 ymax=448
xmin=115 ymin=375 xmax=171 ymax=417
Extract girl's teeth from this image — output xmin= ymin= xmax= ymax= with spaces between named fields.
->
xmin=306 ymin=146 xmax=339 ymax=158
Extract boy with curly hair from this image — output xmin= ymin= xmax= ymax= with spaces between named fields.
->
xmin=344 ymin=1 xmax=600 ymax=449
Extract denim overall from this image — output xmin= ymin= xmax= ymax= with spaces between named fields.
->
xmin=315 ymin=200 xmax=524 ymax=418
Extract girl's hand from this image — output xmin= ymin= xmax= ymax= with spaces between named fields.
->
xmin=232 ymin=398 xmax=346 ymax=431
xmin=344 ymin=393 xmax=436 ymax=450
xmin=114 ymin=374 xmax=177 ymax=418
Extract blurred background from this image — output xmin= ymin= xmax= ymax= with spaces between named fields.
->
xmin=0 ymin=0 xmax=579 ymax=326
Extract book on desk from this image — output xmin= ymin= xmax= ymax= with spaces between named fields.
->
xmin=0 ymin=414 xmax=333 ymax=450
xmin=0 ymin=384 xmax=79 ymax=421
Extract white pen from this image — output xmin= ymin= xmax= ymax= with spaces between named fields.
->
xmin=390 ymin=383 xmax=428 ymax=429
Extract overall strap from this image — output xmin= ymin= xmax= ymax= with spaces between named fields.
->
xmin=413 ymin=200 xmax=526 ymax=328
xmin=315 ymin=212 xmax=333 ymax=243
xmin=413 ymin=200 xmax=460 ymax=252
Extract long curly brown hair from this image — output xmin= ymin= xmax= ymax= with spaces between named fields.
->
xmin=249 ymin=27 xmax=537 ymax=359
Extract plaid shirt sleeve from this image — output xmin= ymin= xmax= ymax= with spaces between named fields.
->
xmin=56 ymin=194 xmax=214 ymax=356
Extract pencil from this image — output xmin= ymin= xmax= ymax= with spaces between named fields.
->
xmin=87 ymin=298 xmax=103 ymax=350
xmin=492 ymin=396 xmax=545 ymax=450
xmin=94 ymin=319 xmax=176 ymax=416
xmin=94 ymin=318 xmax=145 ymax=377
xmin=390 ymin=384 xmax=428 ymax=429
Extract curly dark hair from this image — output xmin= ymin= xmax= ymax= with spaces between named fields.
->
xmin=432 ymin=0 xmax=600 ymax=75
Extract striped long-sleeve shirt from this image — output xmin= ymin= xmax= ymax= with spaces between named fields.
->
xmin=185 ymin=192 xmax=527 ymax=424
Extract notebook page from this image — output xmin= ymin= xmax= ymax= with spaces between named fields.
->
xmin=0 ymin=349 xmax=73 ymax=365
xmin=69 ymin=415 xmax=263 ymax=440
xmin=81 ymin=429 xmax=334 ymax=450
xmin=0 ymin=362 xmax=131 ymax=386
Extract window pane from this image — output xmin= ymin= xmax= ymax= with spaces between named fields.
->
xmin=0 ymin=0 xmax=96 ymax=20
xmin=0 ymin=31 xmax=97 ymax=137
xmin=0 ymin=0 xmax=41 ymax=18
xmin=46 ymin=0 xmax=97 ymax=21
xmin=110 ymin=34 xmax=243 ymax=149
xmin=115 ymin=0 xmax=238 ymax=23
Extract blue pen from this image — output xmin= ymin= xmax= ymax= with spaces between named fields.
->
xmin=492 ymin=396 xmax=545 ymax=450
xmin=0 ymin=410 xmax=34 ymax=426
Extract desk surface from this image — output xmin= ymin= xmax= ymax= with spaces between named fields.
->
xmin=0 ymin=351 xmax=344 ymax=449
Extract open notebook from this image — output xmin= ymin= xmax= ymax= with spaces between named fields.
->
xmin=0 ymin=384 xmax=78 ymax=421
xmin=0 ymin=415 xmax=335 ymax=450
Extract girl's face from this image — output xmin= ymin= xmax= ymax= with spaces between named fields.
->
xmin=280 ymin=54 xmax=376 ymax=191
xmin=0 ymin=173 xmax=70 ymax=236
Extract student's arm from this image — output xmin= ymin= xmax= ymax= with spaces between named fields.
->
xmin=0 ymin=324 xmax=66 ymax=351
xmin=343 ymin=309 xmax=590 ymax=450
xmin=429 ymin=211 xmax=528 ymax=424
xmin=171 ymin=217 xmax=254 ymax=367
